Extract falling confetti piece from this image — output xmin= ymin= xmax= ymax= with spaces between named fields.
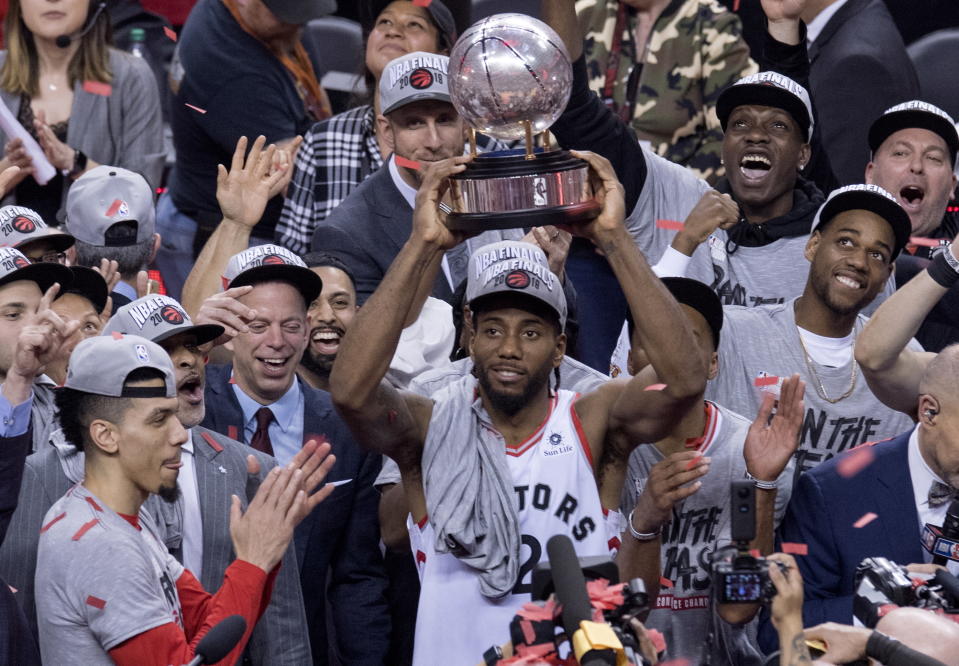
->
xmin=185 ymin=103 xmax=207 ymax=114
xmin=908 ymin=236 xmax=941 ymax=248
xmin=753 ymin=376 xmax=780 ymax=387
xmin=648 ymin=628 xmax=667 ymax=653
xmin=749 ymin=549 xmax=761 ymax=558
xmin=163 ymin=26 xmax=177 ymax=42
xmin=837 ymin=446 xmax=875 ymax=478
xmin=412 ymin=0 xmax=433 ymax=5
xmin=659 ymin=577 xmax=673 ymax=588
xmin=395 ymin=155 xmax=421 ymax=170
xmin=854 ymin=512 xmax=878 ymax=528
xmin=685 ymin=455 xmax=702 ymax=471
xmin=82 ymin=80 xmax=112 ymax=96
xmin=782 ymin=542 xmax=808 ymax=555
xmin=644 ymin=383 xmax=667 ymax=391
xmin=655 ymin=219 xmax=684 ymax=231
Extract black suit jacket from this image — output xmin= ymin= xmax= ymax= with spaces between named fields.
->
xmin=310 ymin=165 xmax=454 ymax=305
xmin=808 ymin=0 xmax=919 ymax=184
xmin=759 ymin=430 xmax=922 ymax=651
xmin=201 ymin=365 xmax=389 ymax=665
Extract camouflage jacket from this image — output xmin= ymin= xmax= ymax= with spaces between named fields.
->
xmin=578 ymin=0 xmax=757 ymax=184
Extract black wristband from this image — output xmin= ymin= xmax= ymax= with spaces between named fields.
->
xmin=927 ymin=251 xmax=959 ymax=288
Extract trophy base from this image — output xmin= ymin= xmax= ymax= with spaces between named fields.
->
xmin=447 ymin=200 xmax=600 ymax=232
xmin=448 ymin=149 xmax=599 ymax=231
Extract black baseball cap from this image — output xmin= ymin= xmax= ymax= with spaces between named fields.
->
xmin=63 ymin=266 xmax=109 ymax=314
xmin=365 ymin=0 xmax=457 ymax=50
xmin=717 ymin=71 xmax=814 ymax=141
xmin=0 ymin=246 xmax=72 ymax=294
xmin=262 ymin=0 xmax=336 ymax=25
xmin=626 ymin=278 xmax=723 ymax=349
xmin=868 ymin=100 xmax=959 ymax=167
xmin=811 ymin=184 xmax=912 ymax=260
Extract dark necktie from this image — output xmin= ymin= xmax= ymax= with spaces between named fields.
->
xmin=928 ymin=480 xmax=956 ymax=507
xmin=250 ymin=407 xmax=275 ymax=456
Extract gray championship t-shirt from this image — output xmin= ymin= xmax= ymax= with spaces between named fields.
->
xmin=621 ymin=402 xmax=792 ymax=665
xmin=36 ymin=484 xmax=186 ymax=664
xmin=629 ymin=149 xmax=813 ymax=307
xmin=705 ymin=298 xmax=918 ymax=485
xmin=375 ymin=356 xmax=609 ymax=487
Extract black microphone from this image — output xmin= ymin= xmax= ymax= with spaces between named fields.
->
xmin=933 ymin=498 xmax=959 ymax=566
xmin=55 ymin=1 xmax=107 ymax=48
xmin=545 ymin=535 xmax=616 ymax=666
xmin=184 ymin=615 xmax=247 ymax=666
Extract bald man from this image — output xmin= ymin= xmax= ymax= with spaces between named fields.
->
xmin=776 ymin=346 xmax=959 ymax=627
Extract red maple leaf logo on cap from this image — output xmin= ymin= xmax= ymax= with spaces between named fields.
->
xmin=12 ymin=216 xmax=35 ymax=233
xmin=505 ymin=270 xmax=530 ymax=289
xmin=160 ymin=305 xmax=185 ymax=325
xmin=13 ymin=256 xmax=29 ymax=269
xmin=262 ymin=254 xmax=286 ymax=265
xmin=410 ymin=68 xmax=434 ymax=90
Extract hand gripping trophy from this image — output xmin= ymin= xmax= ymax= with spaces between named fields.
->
xmin=446 ymin=14 xmax=600 ymax=232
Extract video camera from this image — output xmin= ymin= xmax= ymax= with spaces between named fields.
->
xmin=853 ymin=556 xmax=959 ymax=628
xmin=710 ymin=480 xmax=786 ymax=604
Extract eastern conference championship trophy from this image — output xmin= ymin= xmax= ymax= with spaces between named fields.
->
xmin=446 ymin=14 xmax=600 ymax=232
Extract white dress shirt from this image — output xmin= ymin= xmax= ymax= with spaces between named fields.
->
xmin=907 ymin=426 xmax=959 ymax=575
xmin=806 ymin=0 xmax=849 ymax=45
xmin=178 ymin=429 xmax=204 ymax=580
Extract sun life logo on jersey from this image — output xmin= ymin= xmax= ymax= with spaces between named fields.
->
xmin=544 ymin=431 xmax=573 ymax=457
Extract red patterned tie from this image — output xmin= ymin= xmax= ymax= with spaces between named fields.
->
xmin=250 ymin=407 xmax=274 ymax=456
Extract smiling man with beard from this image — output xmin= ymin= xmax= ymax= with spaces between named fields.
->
xmin=705 ymin=184 xmax=918 ymax=484
xmin=330 ymin=151 xmax=708 ymax=664
xmin=298 ymin=253 xmax=358 ymax=392
xmin=32 ymin=334 xmax=335 ymax=665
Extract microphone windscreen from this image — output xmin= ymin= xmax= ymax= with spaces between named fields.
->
xmin=55 ymin=34 xmax=70 ymax=48
xmin=195 ymin=615 xmax=246 ymax=663
xmin=546 ymin=535 xmax=593 ymax=638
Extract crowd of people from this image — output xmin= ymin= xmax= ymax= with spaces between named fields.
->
xmin=0 ymin=0 xmax=958 ymax=664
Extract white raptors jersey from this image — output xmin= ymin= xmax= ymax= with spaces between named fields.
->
xmin=410 ymin=388 xmax=609 ymax=666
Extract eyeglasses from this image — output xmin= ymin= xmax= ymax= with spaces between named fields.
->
xmin=26 ymin=252 xmax=68 ymax=264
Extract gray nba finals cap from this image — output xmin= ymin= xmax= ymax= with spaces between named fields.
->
xmin=717 ymin=71 xmax=814 ymax=141
xmin=868 ymin=100 xmax=959 ymax=166
xmin=0 ymin=246 xmax=72 ymax=292
xmin=811 ymin=184 xmax=911 ymax=260
xmin=223 ymin=244 xmax=322 ymax=305
xmin=65 ymin=333 xmax=176 ymax=398
xmin=380 ymin=52 xmax=451 ymax=115
xmin=103 ymin=295 xmax=224 ymax=346
xmin=65 ymin=166 xmax=156 ymax=247
xmin=467 ymin=240 xmax=567 ymax=329
xmin=0 ymin=205 xmax=74 ymax=252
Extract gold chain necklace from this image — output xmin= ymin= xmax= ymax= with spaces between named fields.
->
xmin=796 ymin=329 xmax=858 ymax=404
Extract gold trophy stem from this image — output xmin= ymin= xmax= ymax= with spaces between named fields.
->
xmin=543 ymin=130 xmax=551 ymax=152
xmin=468 ymin=127 xmax=477 ymax=158
xmin=523 ymin=120 xmax=535 ymax=160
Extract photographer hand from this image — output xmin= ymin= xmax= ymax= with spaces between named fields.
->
xmin=631 ymin=451 xmax=709 ymax=532
xmin=804 ymin=622 xmax=871 ymax=663
xmin=768 ymin=553 xmax=814 ymax=665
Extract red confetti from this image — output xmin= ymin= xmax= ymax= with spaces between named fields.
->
xmin=837 ymin=446 xmax=875 ymax=479
xmin=659 ymin=576 xmax=674 ymax=588
xmin=854 ymin=512 xmax=878 ymax=528
xmin=82 ymin=80 xmax=112 ymax=96
xmin=227 ymin=425 xmax=239 ymax=441
xmin=753 ymin=376 xmax=780 ymax=387
xmin=519 ymin=618 xmax=536 ymax=644
xmin=655 ymin=219 xmax=684 ymax=231
xmin=685 ymin=455 xmax=702 ymax=471
xmin=40 ymin=512 xmax=66 ymax=533
xmin=412 ymin=0 xmax=432 ymax=5
xmin=85 ymin=595 xmax=106 ymax=610
xmin=516 ymin=601 xmax=556 ymax=622
xmin=395 ymin=155 xmax=421 ymax=170
xmin=749 ymin=549 xmax=761 ymax=558
xmin=908 ymin=236 xmax=941 ymax=248
xmin=163 ymin=26 xmax=177 ymax=42
xmin=184 ymin=103 xmax=207 ymax=114
xmin=72 ymin=518 xmax=99 ymax=541
xmin=85 ymin=496 xmax=102 ymax=512
xmin=648 ymin=628 xmax=667 ymax=653
xmin=644 ymin=383 xmax=667 ymax=391
xmin=201 ymin=432 xmax=223 ymax=453
xmin=782 ymin=542 xmax=808 ymax=556
xmin=111 ymin=331 xmax=123 ymax=340
xmin=105 ymin=199 xmax=123 ymax=217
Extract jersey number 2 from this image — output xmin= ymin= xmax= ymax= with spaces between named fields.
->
xmin=511 ymin=534 xmax=542 ymax=595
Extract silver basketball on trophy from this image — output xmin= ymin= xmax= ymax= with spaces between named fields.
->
xmin=446 ymin=13 xmax=599 ymax=231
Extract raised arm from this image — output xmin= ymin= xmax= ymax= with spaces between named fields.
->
xmin=855 ymin=248 xmax=951 ymax=415
xmin=572 ymin=151 xmax=707 ymax=449
xmin=181 ymin=136 xmax=295 ymax=316
xmin=329 ymin=158 xmax=473 ymax=462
